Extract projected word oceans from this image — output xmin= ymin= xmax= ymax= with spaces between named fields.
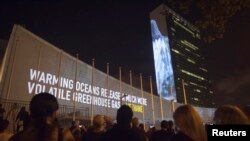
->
xmin=27 ymin=68 xmax=147 ymax=110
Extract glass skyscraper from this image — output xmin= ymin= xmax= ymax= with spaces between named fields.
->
xmin=150 ymin=4 xmax=214 ymax=107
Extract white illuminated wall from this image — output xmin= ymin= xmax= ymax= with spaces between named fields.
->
xmin=0 ymin=24 xmax=215 ymax=123
xmin=0 ymin=25 xmax=152 ymax=121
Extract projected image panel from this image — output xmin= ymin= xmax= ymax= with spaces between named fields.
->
xmin=150 ymin=20 xmax=176 ymax=101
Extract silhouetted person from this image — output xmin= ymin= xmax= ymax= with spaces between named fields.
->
xmin=9 ymin=92 xmax=75 ymax=141
xmin=16 ymin=106 xmax=30 ymax=132
xmin=152 ymin=120 xmax=173 ymax=141
xmin=139 ymin=123 xmax=144 ymax=130
xmin=241 ymin=105 xmax=250 ymax=121
xmin=0 ymin=119 xmax=13 ymax=141
xmin=6 ymin=103 xmax=18 ymax=133
xmin=0 ymin=104 xmax=6 ymax=120
xmin=171 ymin=104 xmax=207 ymax=141
xmin=103 ymin=105 xmax=143 ymax=141
xmin=213 ymin=105 xmax=249 ymax=124
xmin=104 ymin=115 xmax=113 ymax=131
xmin=84 ymin=115 xmax=106 ymax=141
xmin=147 ymin=126 xmax=156 ymax=141
xmin=166 ymin=120 xmax=175 ymax=135
xmin=70 ymin=120 xmax=84 ymax=141
xmin=131 ymin=117 xmax=148 ymax=141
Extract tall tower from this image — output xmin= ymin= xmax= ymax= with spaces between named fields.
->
xmin=150 ymin=4 xmax=214 ymax=107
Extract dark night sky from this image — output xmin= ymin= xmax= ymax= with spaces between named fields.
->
xmin=0 ymin=1 xmax=250 ymax=107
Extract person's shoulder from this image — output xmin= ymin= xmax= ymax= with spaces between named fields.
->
xmin=103 ymin=129 xmax=143 ymax=141
xmin=9 ymin=126 xmax=38 ymax=141
xmin=60 ymin=127 xmax=75 ymax=141
xmin=171 ymin=132 xmax=193 ymax=141
xmin=8 ymin=131 xmax=22 ymax=141
xmin=0 ymin=131 xmax=14 ymax=141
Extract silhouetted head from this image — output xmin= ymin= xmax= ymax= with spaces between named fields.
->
xmin=161 ymin=120 xmax=168 ymax=129
xmin=0 ymin=119 xmax=9 ymax=132
xmin=71 ymin=121 xmax=76 ymax=126
xmin=132 ymin=117 xmax=139 ymax=127
xmin=139 ymin=123 xmax=144 ymax=130
xmin=241 ymin=105 xmax=250 ymax=121
xmin=93 ymin=115 xmax=105 ymax=131
xmin=11 ymin=103 xmax=18 ymax=109
xmin=116 ymin=105 xmax=133 ymax=126
xmin=167 ymin=120 xmax=173 ymax=127
xmin=30 ymin=92 xmax=58 ymax=121
xmin=20 ymin=106 xmax=26 ymax=111
xmin=104 ymin=115 xmax=113 ymax=125
xmin=214 ymin=105 xmax=249 ymax=124
xmin=104 ymin=115 xmax=113 ymax=130
xmin=173 ymin=104 xmax=206 ymax=141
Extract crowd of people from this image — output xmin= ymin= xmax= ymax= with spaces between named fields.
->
xmin=0 ymin=92 xmax=249 ymax=141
